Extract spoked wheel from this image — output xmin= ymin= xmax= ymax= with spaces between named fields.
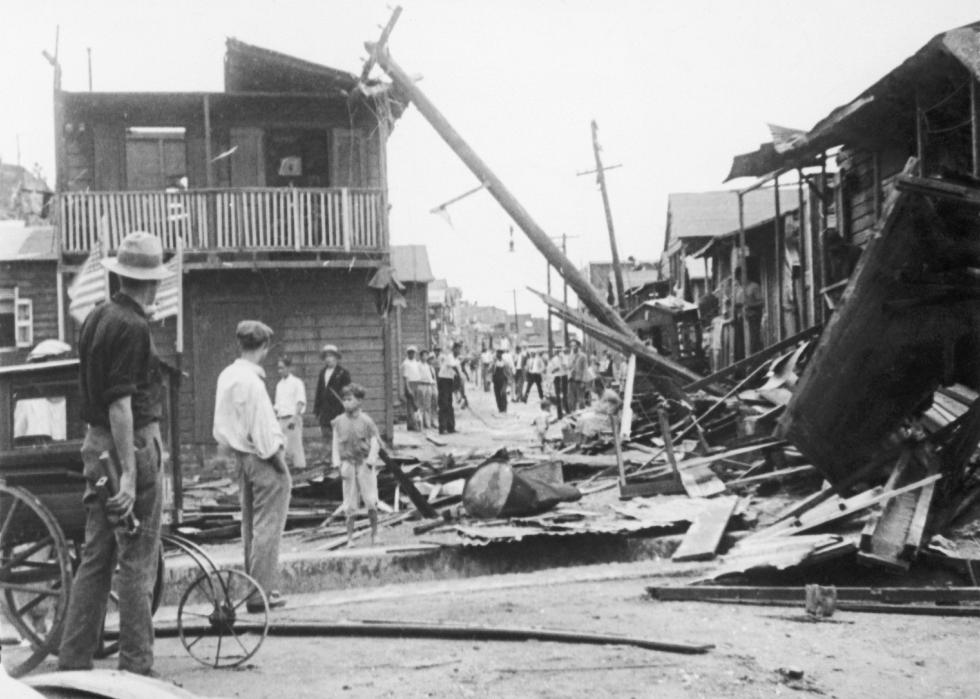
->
xmin=0 ymin=484 xmax=72 ymax=678
xmin=177 ymin=568 xmax=269 ymax=668
xmin=95 ymin=546 xmax=165 ymax=659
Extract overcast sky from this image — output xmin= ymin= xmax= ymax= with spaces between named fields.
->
xmin=2 ymin=1 xmax=978 ymax=315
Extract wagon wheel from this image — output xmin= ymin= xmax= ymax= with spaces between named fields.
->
xmin=177 ymin=568 xmax=269 ymax=668
xmin=0 ymin=484 xmax=72 ymax=678
xmin=95 ymin=546 xmax=165 ymax=659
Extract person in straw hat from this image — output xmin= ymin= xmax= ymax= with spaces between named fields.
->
xmin=59 ymin=231 xmax=172 ymax=676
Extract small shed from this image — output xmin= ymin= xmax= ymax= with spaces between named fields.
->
xmin=624 ymin=297 xmax=706 ymax=374
xmin=0 ymin=224 xmax=60 ymax=366
xmin=391 ymin=244 xmax=435 ymax=354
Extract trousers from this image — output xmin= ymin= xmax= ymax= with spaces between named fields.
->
xmin=552 ymin=376 xmax=568 ymax=418
xmin=59 ymin=423 xmax=163 ymax=674
xmin=568 ymin=379 xmax=588 ymax=411
xmin=437 ymin=377 xmax=456 ymax=433
xmin=230 ymin=449 xmax=292 ymax=603
xmin=524 ymin=372 xmax=543 ymax=401
xmin=493 ymin=376 xmax=509 ymax=413
xmin=278 ymin=416 xmax=306 ymax=471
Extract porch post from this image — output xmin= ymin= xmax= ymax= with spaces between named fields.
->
xmin=972 ymin=79 xmax=980 ymax=179
xmin=737 ymin=193 xmax=749 ymax=360
xmin=774 ymin=174 xmax=784 ymax=342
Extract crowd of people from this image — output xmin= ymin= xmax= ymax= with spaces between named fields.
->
xmin=59 ymin=230 xmax=632 ymax=678
xmin=400 ymin=339 xmax=628 ymax=421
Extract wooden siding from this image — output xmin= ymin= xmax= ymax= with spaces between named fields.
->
xmin=63 ymin=100 xmax=383 ymax=193
xmin=182 ymin=268 xmax=390 ymax=447
xmin=0 ymin=261 xmax=60 ymax=366
xmin=393 ymin=282 xmax=429 ymax=409
xmin=399 ymin=284 xmax=430 ymax=353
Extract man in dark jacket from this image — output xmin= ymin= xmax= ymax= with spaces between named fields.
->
xmin=313 ymin=344 xmax=351 ymax=459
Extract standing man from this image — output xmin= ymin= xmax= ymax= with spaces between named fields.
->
xmin=213 ymin=321 xmax=290 ymax=612
xmin=733 ymin=267 xmax=764 ymax=358
xmin=274 ymin=356 xmax=307 ymax=471
xmin=418 ymin=349 xmax=437 ymax=429
xmin=513 ymin=345 xmax=527 ymax=403
xmin=523 ymin=350 xmax=546 ymax=402
xmin=313 ymin=344 xmax=351 ymax=460
xmin=547 ymin=348 xmax=567 ymax=419
xmin=437 ymin=341 xmax=468 ymax=434
xmin=401 ymin=345 xmax=422 ymax=431
xmin=567 ymin=339 xmax=589 ymax=411
xmin=491 ymin=349 xmax=513 ymax=413
xmin=59 ymin=231 xmax=172 ymax=676
xmin=480 ymin=345 xmax=493 ymax=392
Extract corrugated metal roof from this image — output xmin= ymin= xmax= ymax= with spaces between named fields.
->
xmin=0 ymin=223 xmax=57 ymax=261
xmin=727 ymin=21 xmax=980 ymax=180
xmin=390 ymin=244 xmax=435 ymax=283
xmin=665 ymin=187 xmax=799 ymax=245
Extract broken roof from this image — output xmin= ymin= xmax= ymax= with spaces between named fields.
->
xmin=0 ymin=223 xmax=57 ymax=261
xmin=224 ymin=37 xmax=360 ymax=94
xmin=391 ymin=244 xmax=435 ymax=284
xmin=665 ymin=187 xmax=799 ymax=248
xmin=727 ymin=21 xmax=980 ymax=180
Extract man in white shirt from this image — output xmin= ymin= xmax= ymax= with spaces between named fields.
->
xmin=437 ymin=342 xmax=468 ymax=434
xmin=213 ymin=320 xmax=290 ymax=612
xmin=547 ymin=348 xmax=568 ymax=419
xmin=274 ymin=356 xmax=307 ymax=471
xmin=401 ymin=346 xmax=423 ymax=431
xmin=523 ymin=350 xmax=546 ymax=401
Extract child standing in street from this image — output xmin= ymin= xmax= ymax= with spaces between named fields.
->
xmin=331 ymin=383 xmax=382 ymax=547
xmin=534 ymin=398 xmax=553 ymax=451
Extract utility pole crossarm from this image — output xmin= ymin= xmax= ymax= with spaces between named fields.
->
xmin=591 ymin=120 xmax=626 ymax=311
xmin=369 ymin=44 xmax=638 ymax=340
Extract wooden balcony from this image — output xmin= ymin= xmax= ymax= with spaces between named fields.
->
xmin=57 ymin=187 xmax=387 ymax=254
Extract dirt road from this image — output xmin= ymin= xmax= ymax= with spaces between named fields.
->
xmin=100 ymin=563 xmax=977 ymax=698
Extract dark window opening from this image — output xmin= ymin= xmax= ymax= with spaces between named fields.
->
xmin=264 ymin=129 xmax=329 ymax=188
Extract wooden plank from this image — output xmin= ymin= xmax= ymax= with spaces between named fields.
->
xmin=630 ymin=440 xmax=784 ymax=479
xmin=725 ymin=464 xmax=817 ymax=489
xmin=902 ymin=479 xmax=935 ymax=559
xmin=672 ymin=496 xmax=738 ymax=562
xmin=620 ymin=354 xmax=636 ymax=441
xmin=748 ymin=473 xmax=942 ymax=541
xmin=648 ymin=586 xmax=980 ymax=605
xmin=679 ymin=463 xmax=727 ymax=498
xmin=683 ymin=324 xmax=822 ymax=392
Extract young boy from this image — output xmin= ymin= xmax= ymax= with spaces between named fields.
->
xmin=331 ymin=383 xmax=382 ymax=547
xmin=534 ymin=398 xmax=553 ymax=451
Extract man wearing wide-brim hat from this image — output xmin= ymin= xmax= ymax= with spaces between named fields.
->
xmin=313 ymin=343 xmax=351 ymax=464
xmin=60 ymin=231 xmax=172 ymax=676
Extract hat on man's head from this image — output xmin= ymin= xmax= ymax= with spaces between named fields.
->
xmin=101 ymin=231 xmax=173 ymax=281
xmin=236 ymin=320 xmax=274 ymax=349
xmin=321 ymin=344 xmax=341 ymax=359
xmin=406 ymin=345 xmax=418 ymax=354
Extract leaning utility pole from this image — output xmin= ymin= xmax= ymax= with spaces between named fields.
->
xmin=368 ymin=43 xmax=637 ymax=342
xmin=590 ymin=120 xmax=626 ymax=310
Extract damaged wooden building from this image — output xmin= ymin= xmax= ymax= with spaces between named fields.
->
xmin=686 ymin=21 xmax=980 ymax=572
xmin=49 ymin=38 xmax=408 ymax=462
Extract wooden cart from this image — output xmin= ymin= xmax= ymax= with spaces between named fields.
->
xmin=0 ymin=358 xmax=269 ymax=677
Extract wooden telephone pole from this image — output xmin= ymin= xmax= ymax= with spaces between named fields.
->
xmin=589 ymin=120 xmax=626 ymax=310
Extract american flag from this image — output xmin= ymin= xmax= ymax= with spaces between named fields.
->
xmin=67 ymin=243 xmax=107 ymax=324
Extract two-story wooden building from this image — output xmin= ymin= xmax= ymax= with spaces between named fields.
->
xmin=51 ymin=38 xmax=407 ymax=466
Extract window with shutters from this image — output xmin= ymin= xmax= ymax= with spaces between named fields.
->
xmin=0 ymin=289 xmax=33 ymax=349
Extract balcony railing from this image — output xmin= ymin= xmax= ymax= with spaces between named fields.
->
xmin=57 ymin=187 xmax=386 ymax=254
